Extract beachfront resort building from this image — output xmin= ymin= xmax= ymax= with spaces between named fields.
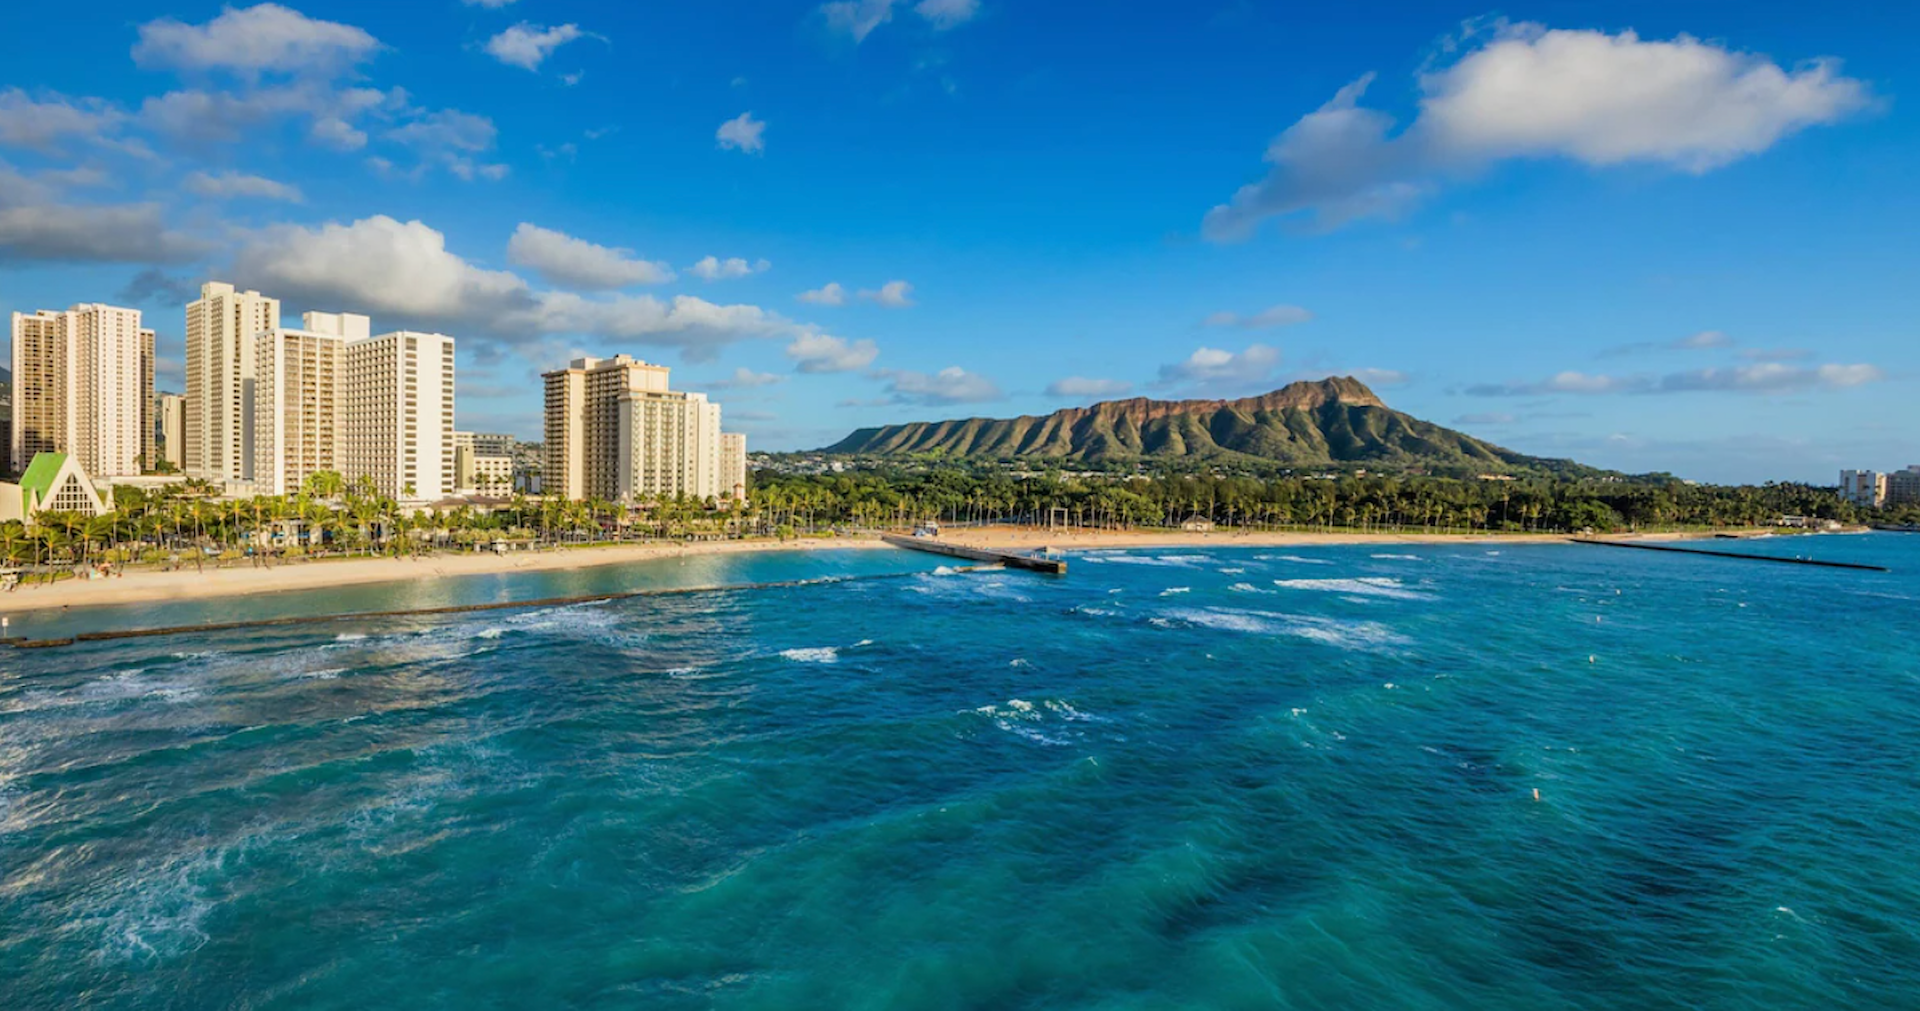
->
xmin=541 ymin=354 xmax=739 ymax=504
xmin=452 ymin=431 xmax=515 ymax=495
xmin=185 ymin=282 xmax=281 ymax=484
xmin=1841 ymin=469 xmax=1889 ymax=508
xmin=1887 ymin=466 xmax=1920 ymax=507
xmin=0 ymin=452 xmax=107 ymax=522
xmin=10 ymin=304 xmax=156 ymax=478
xmin=154 ymin=392 xmax=185 ymax=471
xmin=251 ymin=312 xmax=363 ymax=496
xmin=343 ymin=330 xmax=457 ymax=503
xmin=720 ymin=432 xmax=748 ymax=502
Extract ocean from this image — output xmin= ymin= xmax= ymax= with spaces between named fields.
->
xmin=3 ymin=534 xmax=1916 ymax=1009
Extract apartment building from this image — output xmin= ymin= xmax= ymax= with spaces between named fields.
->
xmin=343 ymin=330 xmax=456 ymax=502
xmin=1840 ymin=469 xmax=1888 ymax=509
xmin=452 ymin=432 xmax=515 ymax=494
xmin=543 ymin=355 xmax=671 ymax=501
xmin=719 ymin=431 xmax=748 ymax=502
xmin=10 ymin=304 xmax=155 ymax=478
xmin=185 ymin=282 xmax=280 ymax=483
xmin=617 ymin=386 xmax=720 ymax=501
xmin=253 ymin=312 xmax=364 ymax=496
xmin=1887 ymin=466 xmax=1920 ymax=507
xmin=154 ymin=392 xmax=185 ymax=470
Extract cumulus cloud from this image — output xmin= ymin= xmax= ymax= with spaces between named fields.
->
xmin=1203 ymin=304 xmax=1313 ymax=329
xmin=787 ymin=332 xmax=878 ymax=372
xmin=1465 ymin=362 xmax=1885 ymax=396
xmin=0 ymin=89 xmax=123 ymax=152
xmin=507 ymin=223 xmax=672 ymax=289
xmin=797 ymin=282 xmax=847 ymax=306
xmin=1046 ymin=377 xmax=1134 ymax=399
xmin=878 ymin=366 xmax=1004 ymax=405
xmin=184 ymin=169 xmax=303 ymax=202
xmin=703 ymin=367 xmax=785 ymax=389
xmin=690 ymin=256 xmax=771 ymax=281
xmin=821 ymin=0 xmax=979 ymax=42
xmin=133 ymin=4 xmax=381 ymax=79
xmin=385 ymin=108 xmax=507 ymax=180
xmin=0 ymin=167 xmax=208 ymax=264
xmin=1156 ymin=344 xmax=1282 ymax=388
xmin=484 ymin=23 xmax=585 ymax=71
xmin=1205 ymin=23 xmax=1871 ymax=239
xmin=858 ymin=280 xmax=914 ymax=308
xmin=234 ymin=216 xmax=838 ymax=361
xmin=716 ymin=112 xmax=766 ymax=154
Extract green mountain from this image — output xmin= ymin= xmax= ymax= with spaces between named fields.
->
xmin=823 ymin=376 xmax=1569 ymax=471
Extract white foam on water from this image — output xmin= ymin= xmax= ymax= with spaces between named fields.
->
xmin=334 ymin=633 xmax=368 ymax=642
xmin=852 ymin=639 xmax=875 ymax=647
xmin=969 ymin=697 xmax=1098 ymax=746
xmin=1159 ymin=587 xmax=1191 ymax=597
xmin=1218 ymin=567 xmax=1247 ymax=575
xmin=779 ymin=647 xmax=839 ymax=664
xmin=1272 ymin=576 xmax=1435 ymax=601
xmin=1160 ymin=607 xmax=1410 ymax=650
xmin=933 ymin=565 xmax=958 ymax=576
xmin=1273 ymin=555 xmax=1334 ymax=565
xmin=1228 ymin=582 xmax=1266 ymax=594
xmin=300 ymin=668 xmax=348 ymax=680
xmin=474 ymin=628 xmax=505 ymax=640
xmin=1371 ymin=554 xmax=1421 ymax=561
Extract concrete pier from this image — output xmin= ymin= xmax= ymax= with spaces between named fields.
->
xmin=881 ymin=535 xmax=1068 ymax=574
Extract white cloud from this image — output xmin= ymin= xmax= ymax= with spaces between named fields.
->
xmin=1046 ymin=377 xmax=1133 ymax=399
xmin=914 ymin=0 xmax=980 ymax=30
xmin=237 ymin=214 xmax=530 ymax=324
xmin=705 ymin=367 xmax=785 ymax=389
xmin=1465 ymin=362 xmax=1885 ymax=396
xmin=184 ymin=169 xmax=304 ymax=202
xmin=859 ymin=280 xmax=914 ymax=308
xmin=1156 ymin=344 xmax=1282 ymax=388
xmin=235 ymin=215 xmax=834 ymax=361
xmin=821 ymin=0 xmax=979 ymax=41
xmin=386 ymin=108 xmax=497 ymax=152
xmin=140 ymin=83 xmax=390 ymax=147
xmin=787 ymin=332 xmax=878 ymax=372
xmin=1203 ymin=304 xmax=1313 ymax=329
xmin=310 ymin=116 xmax=367 ymax=150
xmin=1672 ymin=329 xmax=1732 ymax=349
xmin=821 ymin=0 xmax=896 ymax=42
xmin=0 ymin=89 xmax=122 ymax=151
xmin=690 ymin=256 xmax=771 ymax=281
xmin=1205 ymin=24 xmax=1870 ymax=239
xmin=716 ymin=112 xmax=766 ymax=154
xmin=484 ymin=23 xmax=585 ymax=71
xmin=797 ymin=282 xmax=847 ymax=306
xmin=133 ymin=4 xmax=381 ymax=79
xmin=1349 ymin=367 xmax=1409 ymax=387
xmin=879 ymin=366 xmax=1003 ymax=405
xmin=0 ymin=167 xmax=206 ymax=264
xmin=508 ymin=223 xmax=673 ymax=289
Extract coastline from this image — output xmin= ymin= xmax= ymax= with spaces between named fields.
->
xmin=0 ymin=526 xmax=1779 ymax=615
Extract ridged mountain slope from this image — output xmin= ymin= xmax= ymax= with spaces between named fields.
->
xmin=823 ymin=377 xmax=1544 ymax=468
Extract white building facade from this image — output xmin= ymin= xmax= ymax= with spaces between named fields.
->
xmin=343 ymin=330 xmax=456 ymax=502
xmin=719 ymin=431 xmax=748 ymax=502
xmin=10 ymin=304 xmax=155 ymax=478
xmin=252 ymin=312 xmax=364 ymax=496
xmin=185 ymin=282 xmax=280 ymax=483
xmin=542 ymin=354 xmax=738 ymax=504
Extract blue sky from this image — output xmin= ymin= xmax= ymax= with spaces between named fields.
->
xmin=1 ymin=0 xmax=1915 ymax=483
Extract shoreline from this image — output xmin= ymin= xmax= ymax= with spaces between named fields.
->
xmin=0 ymin=526 xmax=1793 ymax=615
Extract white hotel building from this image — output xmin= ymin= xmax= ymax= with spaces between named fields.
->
xmin=10 ymin=303 xmax=155 ymax=478
xmin=542 ymin=354 xmax=743 ymax=504
xmin=181 ymin=282 xmax=457 ymax=503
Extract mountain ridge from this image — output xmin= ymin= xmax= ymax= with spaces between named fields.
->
xmin=821 ymin=376 xmax=1567 ymax=471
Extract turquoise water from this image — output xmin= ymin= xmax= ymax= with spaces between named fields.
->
xmin=3 ymin=535 xmax=1917 ymax=1009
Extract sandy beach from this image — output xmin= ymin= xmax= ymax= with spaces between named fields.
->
xmin=0 ymin=525 xmax=1748 ymax=615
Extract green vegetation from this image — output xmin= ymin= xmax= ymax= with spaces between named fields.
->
xmin=754 ymin=467 xmax=1892 ymax=534
xmin=0 ymin=471 xmax=750 ymax=578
